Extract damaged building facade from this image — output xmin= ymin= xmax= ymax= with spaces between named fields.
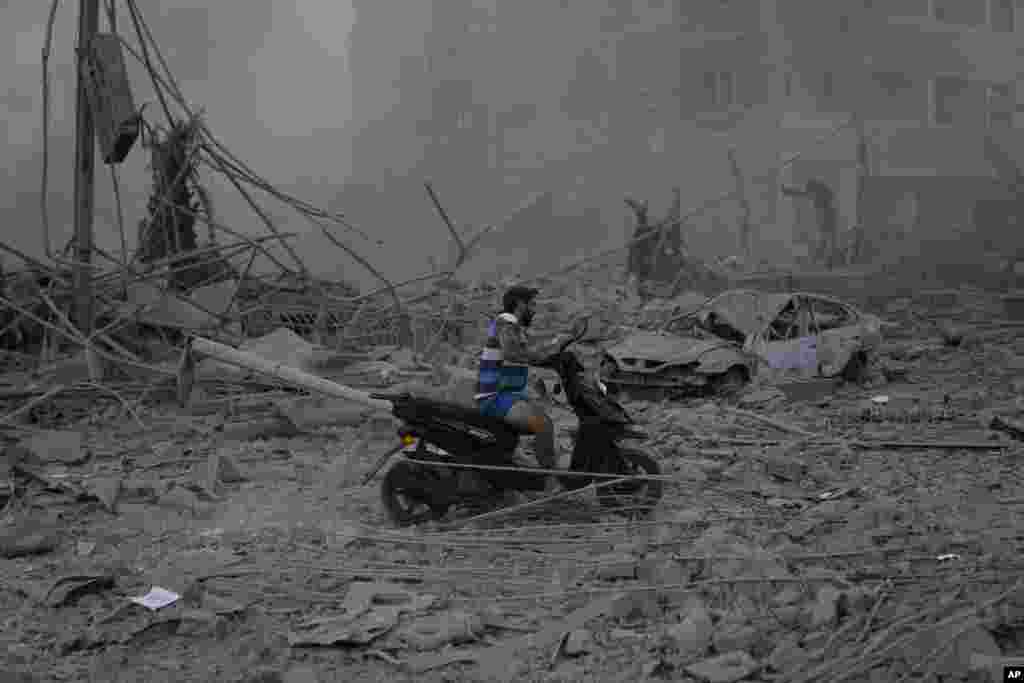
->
xmin=347 ymin=1 xmax=1024 ymax=283
xmin=770 ymin=0 xmax=1024 ymax=280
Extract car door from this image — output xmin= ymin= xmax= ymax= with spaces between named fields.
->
xmin=809 ymin=296 xmax=862 ymax=377
xmin=759 ymin=297 xmax=818 ymax=374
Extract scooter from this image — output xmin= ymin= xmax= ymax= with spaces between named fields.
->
xmin=369 ymin=318 xmax=663 ymax=526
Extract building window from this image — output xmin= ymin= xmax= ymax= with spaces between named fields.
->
xmin=457 ymin=111 xmax=473 ymax=129
xmin=839 ymin=15 xmax=849 ymax=32
xmin=990 ymin=0 xmax=1016 ymax=32
xmin=873 ymin=71 xmax=914 ymax=96
xmin=704 ymin=71 xmax=735 ymax=108
xmin=931 ymin=75 xmax=967 ymax=126
xmin=823 ymin=71 xmax=834 ymax=98
xmin=987 ymin=83 xmax=1014 ymax=128
xmin=931 ymin=0 xmax=986 ymax=26
xmin=784 ymin=72 xmax=793 ymax=97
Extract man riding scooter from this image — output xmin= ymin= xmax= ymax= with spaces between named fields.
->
xmin=477 ymin=285 xmax=570 ymax=490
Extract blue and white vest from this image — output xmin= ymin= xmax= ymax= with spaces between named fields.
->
xmin=476 ymin=312 xmax=529 ymax=399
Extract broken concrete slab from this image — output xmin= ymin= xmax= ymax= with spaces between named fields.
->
xmin=85 ymin=476 xmax=122 ymax=513
xmin=610 ymin=591 xmax=661 ymax=621
xmin=45 ymin=574 xmax=116 ymax=608
xmin=24 ymin=430 xmax=87 ymax=466
xmin=761 ymin=447 xmax=808 ymax=482
xmin=664 ymin=604 xmax=713 ymax=657
xmin=806 ymin=585 xmax=845 ymax=630
xmin=203 ymin=450 xmax=246 ymax=490
xmin=0 ymin=518 xmax=60 ymax=559
xmin=596 ymin=554 xmax=638 ymax=581
xmin=691 ymin=529 xmax=791 ymax=580
xmin=738 ymin=387 xmax=785 ymax=409
xmin=902 ymin=624 xmax=1002 ymax=678
xmin=282 ymin=666 xmax=320 ymax=683
xmin=289 ymin=608 xmax=402 ymax=647
xmin=561 ymin=628 xmax=592 ymax=656
xmin=766 ymin=635 xmax=810 ymax=673
xmin=684 ymin=650 xmax=759 ymax=683
xmin=219 ymin=415 xmax=301 ymax=441
xmin=409 ymin=593 xmax=623 ymax=678
xmin=712 ymin=621 xmax=762 ymax=657
xmin=400 ymin=609 xmax=482 ymax=651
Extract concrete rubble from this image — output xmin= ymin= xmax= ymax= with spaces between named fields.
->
xmin=9 ymin=2 xmax=1022 ymax=677
xmin=0 ymin=261 xmax=1021 ymax=682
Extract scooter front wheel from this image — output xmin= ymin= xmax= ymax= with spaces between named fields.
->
xmin=598 ymin=448 xmax=663 ymax=509
xmin=381 ymin=461 xmax=448 ymax=527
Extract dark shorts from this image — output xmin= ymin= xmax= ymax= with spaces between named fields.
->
xmin=478 ymin=391 xmax=526 ymax=418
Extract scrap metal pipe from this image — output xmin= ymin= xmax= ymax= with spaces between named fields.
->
xmin=187 ymin=335 xmax=392 ymax=412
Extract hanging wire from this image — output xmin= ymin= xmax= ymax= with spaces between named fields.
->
xmin=105 ymin=0 xmax=117 ymax=32
xmin=133 ymin=1 xmax=372 ymax=244
xmin=124 ymin=0 xmax=173 ymax=123
xmin=113 ymin=0 xmax=374 ymax=254
xmin=37 ymin=0 xmax=857 ymax=319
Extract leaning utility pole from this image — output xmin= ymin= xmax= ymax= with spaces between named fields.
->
xmin=72 ymin=0 xmax=100 ymax=335
xmin=727 ymin=146 xmax=753 ymax=263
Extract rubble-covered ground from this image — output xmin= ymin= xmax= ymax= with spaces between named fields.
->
xmin=1 ymin=283 xmax=1023 ymax=683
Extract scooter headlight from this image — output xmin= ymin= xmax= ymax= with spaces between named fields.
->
xmin=598 ymin=380 xmax=608 ymax=395
xmin=399 ymin=433 xmax=417 ymax=447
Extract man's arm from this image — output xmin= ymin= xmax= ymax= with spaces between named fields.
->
xmin=497 ymin=319 xmax=555 ymax=366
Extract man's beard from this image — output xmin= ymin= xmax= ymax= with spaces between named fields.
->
xmin=520 ymin=311 xmax=534 ymax=328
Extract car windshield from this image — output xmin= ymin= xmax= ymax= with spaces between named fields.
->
xmin=702 ymin=313 xmax=746 ymax=343
xmin=667 ymin=308 xmax=746 ymax=343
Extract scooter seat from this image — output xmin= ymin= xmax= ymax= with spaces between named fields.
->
xmin=399 ymin=396 xmax=530 ymax=436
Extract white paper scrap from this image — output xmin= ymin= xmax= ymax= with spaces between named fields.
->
xmin=129 ymin=586 xmax=181 ymax=610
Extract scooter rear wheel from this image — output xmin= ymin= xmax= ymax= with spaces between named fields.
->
xmin=598 ymin=448 xmax=663 ymax=510
xmin=381 ymin=461 xmax=448 ymax=526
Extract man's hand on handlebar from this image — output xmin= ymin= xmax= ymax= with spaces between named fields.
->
xmin=537 ymin=336 xmax=565 ymax=364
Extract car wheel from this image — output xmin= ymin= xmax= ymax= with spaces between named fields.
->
xmin=381 ymin=462 xmax=448 ymax=527
xmin=841 ymin=351 xmax=868 ymax=383
xmin=599 ymin=358 xmax=622 ymax=396
xmin=598 ymin=448 xmax=663 ymax=510
xmin=712 ymin=365 xmax=749 ymax=395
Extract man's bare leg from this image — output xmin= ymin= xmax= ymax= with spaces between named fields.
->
xmin=505 ymin=400 xmax=560 ymax=473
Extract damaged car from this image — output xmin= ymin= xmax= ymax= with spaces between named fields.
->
xmin=600 ymin=289 xmax=883 ymax=396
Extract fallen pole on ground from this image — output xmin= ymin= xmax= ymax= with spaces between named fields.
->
xmin=184 ymin=335 xmax=392 ymax=412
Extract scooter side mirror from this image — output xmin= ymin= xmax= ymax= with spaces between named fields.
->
xmin=557 ymin=317 xmax=589 ymax=355
xmin=570 ymin=316 xmax=589 ymax=341
xmin=552 ymin=382 xmax=562 ymax=395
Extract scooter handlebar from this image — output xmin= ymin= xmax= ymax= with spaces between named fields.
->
xmin=368 ymin=391 xmax=410 ymax=402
